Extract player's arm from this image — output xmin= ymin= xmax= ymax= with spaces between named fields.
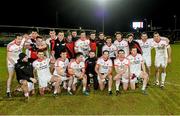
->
xmin=167 ymin=45 xmax=172 ymax=64
xmin=56 ymin=66 xmax=64 ymax=76
xmin=141 ymin=61 xmax=146 ymax=73
xmin=107 ymin=66 xmax=112 ymax=76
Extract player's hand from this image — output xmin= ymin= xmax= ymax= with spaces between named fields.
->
xmin=30 ymin=78 xmax=37 ymax=83
xmin=168 ymin=58 xmax=172 ymax=64
xmin=89 ymin=73 xmax=93 ymax=77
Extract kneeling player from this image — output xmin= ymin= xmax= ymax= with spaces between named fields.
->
xmin=114 ymin=49 xmax=130 ymax=95
xmin=68 ymin=52 xmax=89 ymax=96
xmin=33 ymin=50 xmax=52 ymax=96
xmin=15 ymin=53 xmax=37 ymax=100
xmin=95 ymin=50 xmax=113 ymax=95
xmin=127 ymin=47 xmax=149 ymax=95
xmin=51 ymin=50 xmax=73 ymax=96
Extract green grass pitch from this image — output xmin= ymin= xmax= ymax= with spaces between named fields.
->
xmin=0 ymin=44 xmax=180 ymax=115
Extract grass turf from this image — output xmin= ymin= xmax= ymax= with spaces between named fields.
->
xmin=0 ymin=45 xmax=180 ymax=115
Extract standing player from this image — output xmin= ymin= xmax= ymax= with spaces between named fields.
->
xmin=136 ymin=32 xmax=153 ymax=76
xmin=127 ymin=47 xmax=149 ymax=95
xmin=152 ymin=32 xmax=172 ymax=88
xmin=114 ymin=32 xmax=129 ymax=57
xmin=95 ymin=50 xmax=113 ymax=95
xmin=68 ymin=52 xmax=89 ymax=96
xmin=89 ymin=31 xmax=97 ymax=53
xmin=74 ymin=31 xmax=91 ymax=58
xmin=102 ymin=36 xmax=117 ymax=61
xmin=65 ymin=32 xmax=75 ymax=59
xmin=33 ymin=50 xmax=52 ymax=96
xmin=127 ymin=33 xmax=142 ymax=54
xmin=6 ymin=34 xmax=26 ymax=97
xmin=114 ymin=49 xmax=130 ymax=95
xmin=96 ymin=32 xmax=105 ymax=57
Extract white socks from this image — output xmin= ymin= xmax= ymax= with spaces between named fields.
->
xmin=116 ymin=80 xmax=120 ymax=91
xmin=161 ymin=73 xmax=166 ymax=84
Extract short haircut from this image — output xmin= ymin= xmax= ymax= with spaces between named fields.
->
xmin=58 ymin=31 xmax=64 ymax=34
xmin=153 ymin=31 xmax=159 ymax=35
xmin=75 ymin=52 xmax=83 ymax=58
xmin=90 ymin=31 xmax=96 ymax=35
xmin=60 ymin=49 xmax=67 ymax=54
xmin=141 ymin=32 xmax=147 ymax=36
xmin=118 ymin=49 xmax=125 ymax=54
xmin=89 ymin=50 xmax=95 ymax=53
xmin=80 ymin=30 xmax=86 ymax=34
xmin=105 ymin=36 xmax=112 ymax=40
xmin=126 ymin=33 xmax=134 ymax=38
xmin=15 ymin=34 xmax=22 ymax=37
xmin=36 ymin=36 xmax=43 ymax=39
xmin=102 ymin=50 xmax=109 ymax=54
xmin=37 ymin=49 xmax=44 ymax=53
xmin=71 ymin=30 xmax=77 ymax=33
xmin=98 ymin=32 xmax=104 ymax=35
xmin=31 ymin=28 xmax=38 ymax=32
xmin=49 ymin=29 xmax=55 ymax=32
xmin=115 ymin=32 xmax=122 ymax=36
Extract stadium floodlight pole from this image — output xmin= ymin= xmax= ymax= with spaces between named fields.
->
xmin=98 ymin=0 xmax=107 ymax=33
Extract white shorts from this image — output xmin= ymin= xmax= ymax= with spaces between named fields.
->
xmin=53 ymin=74 xmax=68 ymax=82
xmin=97 ymin=74 xmax=108 ymax=82
xmin=19 ymin=80 xmax=34 ymax=91
xmin=27 ymin=82 xmax=34 ymax=91
xmin=143 ymin=55 xmax=151 ymax=67
xmin=38 ymin=76 xmax=51 ymax=88
xmin=155 ymin=57 xmax=168 ymax=68
xmin=7 ymin=60 xmax=16 ymax=72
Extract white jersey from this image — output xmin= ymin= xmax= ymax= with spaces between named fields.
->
xmin=152 ymin=39 xmax=168 ymax=59
xmin=136 ymin=39 xmax=153 ymax=66
xmin=68 ymin=60 xmax=85 ymax=75
xmin=102 ymin=44 xmax=117 ymax=58
xmin=33 ymin=58 xmax=51 ymax=79
xmin=7 ymin=38 xmax=25 ymax=67
xmin=114 ymin=58 xmax=130 ymax=73
xmin=136 ymin=39 xmax=153 ymax=58
xmin=53 ymin=58 xmax=69 ymax=76
xmin=127 ymin=54 xmax=143 ymax=76
xmin=114 ymin=40 xmax=129 ymax=57
xmin=45 ymin=37 xmax=57 ymax=49
xmin=97 ymin=57 xmax=112 ymax=74
xmin=74 ymin=38 xmax=91 ymax=56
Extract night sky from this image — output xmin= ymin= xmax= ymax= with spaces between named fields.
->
xmin=0 ymin=0 xmax=179 ymax=35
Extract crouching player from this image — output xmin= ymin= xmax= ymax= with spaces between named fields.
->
xmin=33 ymin=50 xmax=52 ymax=96
xmin=68 ymin=52 xmax=89 ymax=96
xmin=114 ymin=49 xmax=130 ymax=95
xmin=127 ymin=47 xmax=149 ymax=95
xmin=51 ymin=50 xmax=73 ymax=96
xmin=95 ymin=50 xmax=113 ymax=95
xmin=15 ymin=53 xmax=37 ymax=100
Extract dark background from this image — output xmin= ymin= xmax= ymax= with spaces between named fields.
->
xmin=0 ymin=0 xmax=179 ymax=35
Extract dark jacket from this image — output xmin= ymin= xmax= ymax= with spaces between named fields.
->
xmin=15 ymin=59 xmax=34 ymax=83
xmin=85 ymin=57 xmax=97 ymax=75
xmin=54 ymin=38 xmax=66 ymax=59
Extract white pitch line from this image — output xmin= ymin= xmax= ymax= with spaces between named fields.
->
xmin=166 ymin=82 xmax=180 ymax=87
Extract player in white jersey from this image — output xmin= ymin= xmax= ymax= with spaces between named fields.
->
xmin=6 ymin=34 xmax=26 ymax=97
xmin=152 ymin=32 xmax=172 ymax=88
xmin=114 ymin=32 xmax=129 ymax=57
xmin=51 ymin=50 xmax=73 ymax=96
xmin=102 ymin=36 xmax=117 ymax=61
xmin=68 ymin=52 xmax=89 ymax=96
xmin=114 ymin=49 xmax=130 ymax=95
xmin=127 ymin=47 xmax=149 ymax=95
xmin=95 ymin=50 xmax=113 ymax=95
xmin=74 ymin=31 xmax=91 ymax=58
xmin=33 ymin=50 xmax=52 ymax=96
xmin=136 ymin=32 xmax=153 ymax=76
